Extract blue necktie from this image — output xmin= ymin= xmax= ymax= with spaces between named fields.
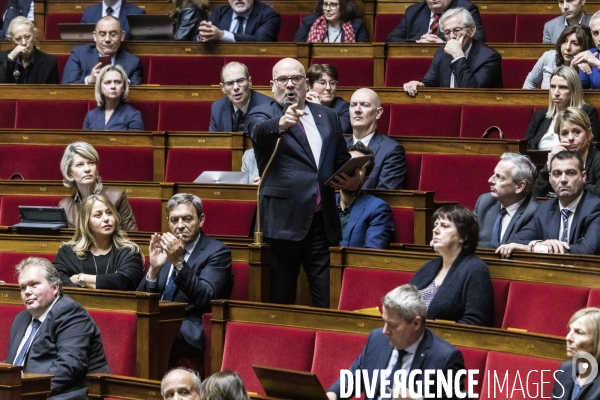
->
xmin=386 ymin=349 xmax=408 ymax=394
xmin=162 ymin=251 xmax=188 ymax=301
xmin=236 ymin=16 xmax=244 ymax=34
xmin=14 ymin=319 xmax=41 ymax=366
xmin=561 ymin=209 xmax=571 ymax=243
xmin=106 ymin=6 xmax=114 ymax=16
xmin=491 ymin=208 xmax=508 ymax=247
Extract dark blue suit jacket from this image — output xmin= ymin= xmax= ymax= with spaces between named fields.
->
xmin=330 ymin=96 xmax=351 ymax=134
xmin=6 ymin=295 xmax=110 ymax=399
xmin=247 ymin=100 xmax=350 ymax=242
xmin=208 ymin=0 xmax=280 ymax=42
xmin=385 ymin=0 xmax=485 ymax=43
xmin=293 ymin=14 xmax=368 ymax=42
xmin=346 ymin=131 xmax=406 ymax=190
xmin=553 ymin=361 xmax=600 ymax=399
xmin=137 ymin=232 xmax=232 ymax=350
xmin=81 ymin=0 xmax=145 ymax=40
xmin=209 ymin=90 xmax=271 ymax=131
xmin=338 ymin=192 xmax=394 ymax=249
xmin=62 ymin=44 xmax=143 ymax=84
xmin=328 ymin=328 xmax=465 ymax=399
xmin=512 ymin=191 xmax=600 ymax=255
xmin=0 ymin=0 xmax=32 ymax=39
xmin=83 ymin=102 xmax=145 ymax=130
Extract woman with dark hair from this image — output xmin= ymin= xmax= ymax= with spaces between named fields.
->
xmin=306 ymin=63 xmax=351 ymax=133
xmin=198 ymin=370 xmax=250 ymax=400
xmin=523 ymin=24 xmax=593 ymax=89
xmin=293 ymin=0 xmax=368 ymax=43
xmin=409 ymin=205 xmax=494 ymax=326
xmin=170 ymin=0 xmax=208 ymax=41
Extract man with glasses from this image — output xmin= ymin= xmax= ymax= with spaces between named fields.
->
xmin=62 ymin=16 xmax=142 ymax=84
xmin=247 ymin=57 xmax=360 ymax=308
xmin=403 ymin=7 xmax=502 ymax=97
xmin=386 ymin=0 xmax=485 ymax=43
xmin=138 ymin=193 xmax=232 ymax=367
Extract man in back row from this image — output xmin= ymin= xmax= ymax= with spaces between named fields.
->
xmin=543 ymin=0 xmax=591 ymax=43
xmin=81 ymin=0 xmax=145 ymax=40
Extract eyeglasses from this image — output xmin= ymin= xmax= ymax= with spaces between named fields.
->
xmin=314 ymin=79 xmax=338 ymax=88
xmin=323 ymin=2 xmax=339 ymax=9
xmin=273 ymin=75 xmax=305 ymax=87
xmin=169 ymin=216 xmax=196 ymax=225
xmin=222 ymin=77 xmax=249 ymax=89
xmin=443 ymin=27 xmax=469 ymax=38
xmin=12 ymin=33 xmax=33 ymax=43
xmin=95 ymin=30 xmax=121 ymax=39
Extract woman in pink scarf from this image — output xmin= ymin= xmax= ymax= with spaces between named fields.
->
xmin=293 ymin=0 xmax=368 ymax=43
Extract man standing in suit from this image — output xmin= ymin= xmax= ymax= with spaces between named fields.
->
xmin=403 ymin=8 xmax=502 ymax=97
xmin=543 ymin=0 xmax=591 ymax=43
xmin=197 ymin=0 xmax=280 ymax=42
xmin=326 ymin=284 xmax=465 ymax=400
xmin=386 ymin=0 xmax=485 ymax=43
xmin=497 ymin=151 xmax=600 ymax=257
xmin=62 ymin=16 xmax=142 ymax=84
xmin=474 ymin=152 xmax=540 ymax=249
xmin=347 ymin=88 xmax=406 ymax=190
xmin=0 ymin=0 xmax=32 ymax=39
xmin=137 ymin=193 xmax=232 ymax=366
xmin=6 ymin=257 xmax=110 ymax=399
xmin=338 ymin=143 xmax=395 ymax=249
xmin=247 ymin=57 xmax=359 ymax=308
xmin=81 ymin=0 xmax=145 ymax=40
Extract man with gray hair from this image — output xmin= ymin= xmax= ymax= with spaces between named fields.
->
xmin=161 ymin=367 xmax=201 ymax=400
xmin=6 ymin=257 xmax=110 ymax=399
xmin=138 ymin=193 xmax=232 ymax=367
xmin=326 ymin=284 xmax=465 ymax=400
xmin=474 ymin=152 xmax=540 ymax=249
xmin=403 ymin=7 xmax=502 ymax=97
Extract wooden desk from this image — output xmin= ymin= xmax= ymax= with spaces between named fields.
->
xmin=0 ymin=364 xmax=52 ymax=400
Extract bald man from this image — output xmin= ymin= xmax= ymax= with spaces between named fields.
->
xmin=161 ymin=368 xmax=201 ymax=400
xmin=246 ymin=57 xmax=359 ymax=308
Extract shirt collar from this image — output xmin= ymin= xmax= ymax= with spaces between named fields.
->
xmin=503 ymin=197 xmax=525 ymax=218
xmin=37 ymin=295 xmax=60 ymax=323
xmin=559 ymin=192 xmax=583 ymax=214
xmin=16 ymin=50 xmax=35 ymax=66
xmin=73 ymin=181 xmax=103 ymax=204
xmin=353 ymin=131 xmax=375 ymax=147
xmin=103 ymin=0 xmax=122 ymax=16
xmin=233 ymin=100 xmax=250 ymax=115
xmin=184 ymin=231 xmax=202 ymax=256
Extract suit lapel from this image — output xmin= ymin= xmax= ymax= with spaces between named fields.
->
xmin=466 ymin=40 xmax=481 ymax=72
xmin=569 ymin=193 xmax=587 ymax=243
xmin=223 ymin=100 xmax=234 ymax=132
xmin=7 ymin=315 xmax=31 ymax=362
xmin=374 ymin=344 xmax=395 ymax=396
xmin=548 ymin=200 xmax=562 ymax=239
xmin=502 ymin=199 xmax=526 ymax=242
xmin=244 ymin=5 xmax=261 ymax=34
xmin=367 ymin=131 xmax=382 ymax=156
xmin=409 ymin=329 xmax=432 ymax=373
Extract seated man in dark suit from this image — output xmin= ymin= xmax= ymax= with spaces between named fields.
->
xmin=386 ymin=0 xmax=484 ymax=43
xmin=81 ymin=0 xmax=145 ymax=40
xmin=62 ymin=16 xmax=142 ymax=85
xmin=347 ymin=88 xmax=405 ymax=190
xmin=6 ymin=257 xmax=110 ymax=399
xmin=497 ymin=151 xmax=600 ymax=257
xmin=0 ymin=0 xmax=33 ymax=39
xmin=137 ymin=193 xmax=232 ymax=366
xmin=474 ymin=152 xmax=540 ymax=249
xmin=326 ymin=284 xmax=465 ymax=400
xmin=338 ymin=143 xmax=395 ymax=249
xmin=403 ymin=7 xmax=502 ymax=97
xmin=197 ymin=0 xmax=280 ymax=42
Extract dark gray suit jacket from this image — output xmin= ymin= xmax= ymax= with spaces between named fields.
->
xmin=474 ymin=193 xmax=540 ymax=249
xmin=208 ymin=0 xmax=280 ymax=42
xmin=209 ymin=90 xmax=272 ymax=132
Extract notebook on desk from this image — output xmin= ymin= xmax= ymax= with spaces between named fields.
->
xmin=252 ymin=365 xmax=330 ymax=400
xmin=194 ymin=171 xmax=248 ymax=184
xmin=13 ymin=206 xmax=68 ymax=230
xmin=58 ymin=23 xmax=95 ymax=40
xmin=127 ymin=14 xmax=174 ymax=40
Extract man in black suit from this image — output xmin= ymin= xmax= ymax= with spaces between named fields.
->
xmin=81 ymin=0 xmax=145 ymax=40
xmin=197 ymin=0 xmax=280 ymax=42
xmin=137 ymin=193 xmax=232 ymax=366
xmin=497 ymin=151 xmax=600 ymax=257
xmin=326 ymin=284 xmax=465 ymax=400
xmin=0 ymin=0 xmax=32 ymax=39
xmin=403 ymin=7 xmax=502 ymax=97
xmin=247 ymin=57 xmax=359 ymax=308
xmin=6 ymin=257 xmax=110 ymax=399
xmin=386 ymin=0 xmax=485 ymax=43
xmin=346 ymin=88 xmax=405 ymax=190
xmin=474 ymin=152 xmax=540 ymax=249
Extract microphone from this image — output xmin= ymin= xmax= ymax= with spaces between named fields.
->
xmin=12 ymin=70 xmax=20 ymax=82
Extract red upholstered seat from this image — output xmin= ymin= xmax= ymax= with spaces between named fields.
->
xmin=502 ymin=59 xmax=538 ymax=89
xmin=515 ymin=14 xmax=557 ymax=43
xmin=157 ymin=101 xmax=212 ymax=131
xmin=220 ymin=322 xmax=316 ymax=394
xmin=88 ymin=310 xmax=137 ymax=377
xmin=0 ymin=195 xmax=65 ymax=226
xmin=418 ymin=154 xmax=498 ymax=208
xmin=165 ymin=148 xmax=232 ymax=182
xmin=128 ymin=101 xmax=159 ymax=131
xmin=588 ymin=289 xmax=600 ymax=307
xmin=311 ymin=57 xmax=373 ymax=86
xmin=203 ymin=312 xmax=212 ymax=378
xmin=338 ymin=267 xmax=414 ymax=310
xmin=278 ymin=13 xmax=304 ymax=42
xmin=201 ymin=200 xmax=255 ymax=237
xmin=391 ymin=208 xmax=414 ymax=244
xmin=491 ymin=279 xmax=510 ymax=329
xmin=56 ymin=55 xmax=70 ymax=83
xmin=224 ymin=56 xmax=280 ymax=86
xmin=404 ymin=153 xmax=421 ymax=190
xmin=384 ymin=58 xmax=432 ymax=87
xmin=378 ymin=104 xmax=391 ymax=135
xmin=388 ymin=105 xmax=462 ymax=137
xmin=95 ymin=146 xmax=154 ymax=182
xmin=0 ymin=145 xmax=65 ymax=180
xmin=374 ymin=14 xmax=403 ymax=42
xmin=456 ymin=347 xmax=487 ymax=395
xmin=0 ymin=253 xmax=54 ymax=283
xmin=15 ymin=100 xmax=89 ymax=129
xmin=148 ymin=56 xmax=224 ymax=85
xmin=0 ymin=100 xmax=16 ymax=128
xmin=460 ymin=106 xmax=534 ymax=139
xmin=127 ymin=199 xmax=162 ymax=232
xmin=0 ymin=304 xmax=25 ymax=361
xmin=231 ymin=262 xmax=249 ymax=300
xmin=480 ymin=14 xmax=516 ymax=43
xmin=502 ymin=282 xmax=589 ymax=336
xmin=479 ymin=352 xmax=562 ymax=400
xmin=311 ymin=330 xmax=368 ymax=393
xmin=44 ymin=13 xmax=82 ymax=40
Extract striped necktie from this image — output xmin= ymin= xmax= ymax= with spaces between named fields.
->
xmin=561 ymin=209 xmax=571 ymax=242
xmin=14 ymin=319 xmax=41 ymax=366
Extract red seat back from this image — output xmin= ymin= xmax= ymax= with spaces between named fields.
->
xmin=231 ymin=262 xmax=250 ymax=301
xmin=374 ymin=14 xmax=403 ymax=42
xmin=502 ymin=59 xmax=538 ymax=89
xmin=44 ymin=13 xmax=82 ymax=40
xmin=165 ymin=149 xmax=232 ymax=183
xmin=224 ymin=56 xmax=280 ymax=86
xmin=56 ymin=55 xmax=70 ymax=83
xmin=88 ymin=309 xmax=137 ymax=376
xmin=480 ymin=14 xmax=516 ymax=43
xmin=389 ymin=105 xmax=462 ymax=137
xmin=0 ymin=304 xmax=25 ymax=361
xmin=158 ymin=102 xmax=212 ymax=131
xmin=378 ymin=104 xmax=391 ymax=135
xmin=0 ymin=195 xmax=65 ymax=226
xmin=0 ymin=100 xmax=16 ymax=128
xmin=15 ymin=100 xmax=89 ymax=129
xmin=385 ymin=58 xmax=432 ymax=87
xmin=404 ymin=154 xmax=422 ymax=190
xmin=588 ymin=289 xmax=600 ymax=307
xmin=128 ymin=101 xmax=159 ymax=131
xmin=127 ymin=199 xmax=162 ymax=232
xmin=278 ymin=13 xmax=304 ymax=42
xmin=515 ymin=14 xmax=557 ymax=43
xmin=391 ymin=208 xmax=414 ymax=244
xmin=95 ymin=146 xmax=154 ymax=182
xmin=491 ymin=279 xmax=510 ymax=329
xmin=460 ymin=106 xmax=534 ymax=139
xmin=311 ymin=57 xmax=373 ymax=86
xmin=201 ymin=200 xmax=255 ymax=237
xmin=0 ymin=253 xmax=54 ymax=283
xmin=0 ymin=145 xmax=65 ymax=180
xmin=456 ymin=347 xmax=488 ymax=395
xmin=148 ymin=56 xmax=224 ymax=85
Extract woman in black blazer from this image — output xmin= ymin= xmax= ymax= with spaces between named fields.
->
xmin=305 ymin=63 xmax=351 ymax=133
xmin=526 ymin=66 xmax=599 ymax=150
xmin=410 ymin=205 xmax=494 ymax=327
xmin=293 ymin=0 xmax=368 ymax=42
xmin=0 ymin=16 xmax=58 ymax=84
xmin=552 ymin=308 xmax=600 ymax=399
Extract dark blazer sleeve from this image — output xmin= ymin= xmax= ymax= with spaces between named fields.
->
xmin=376 ymin=141 xmax=406 ymax=190
xmin=61 ymin=47 xmax=87 ymax=84
xmin=473 ymin=193 xmax=496 ymax=249
xmin=385 ymin=6 xmax=414 ymax=42
xmin=363 ymin=198 xmax=395 ymax=249
xmin=331 ymin=97 xmax=351 ymax=134
xmin=585 ymin=104 xmax=600 ymax=142
xmin=173 ymin=5 xmax=207 ymax=41
xmin=532 ymin=165 xmax=552 ymax=198
xmin=293 ymin=14 xmax=317 ymax=42
xmin=81 ymin=3 xmax=100 ymax=23
xmin=95 ymin=247 xmax=144 ymax=290
xmin=584 ymin=152 xmax=600 ymax=196
xmin=53 ymin=245 xmax=80 ymax=287
xmin=452 ymin=45 xmax=502 ymax=88
xmin=44 ymin=53 xmax=60 ymax=84
xmin=124 ymin=54 xmax=143 ymax=85
xmin=123 ymin=104 xmax=145 ymax=130
xmin=525 ymin=108 xmax=550 ymax=149
xmin=352 ymin=18 xmax=368 ymax=42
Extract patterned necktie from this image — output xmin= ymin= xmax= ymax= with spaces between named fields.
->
xmin=491 ymin=208 xmax=508 ymax=247
xmin=430 ymin=14 xmax=441 ymax=35
xmin=236 ymin=16 xmax=244 ymax=34
xmin=234 ymin=109 xmax=245 ymax=132
xmin=561 ymin=209 xmax=571 ymax=242
xmin=386 ymin=349 xmax=408 ymax=394
xmin=106 ymin=6 xmax=114 ymax=16
xmin=14 ymin=319 xmax=41 ymax=366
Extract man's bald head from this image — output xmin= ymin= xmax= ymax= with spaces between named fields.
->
xmin=271 ymin=58 xmax=308 ymax=108
xmin=349 ymin=88 xmax=383 ymax=139
xmin=351 ymin=88 xmax=381 ymax=108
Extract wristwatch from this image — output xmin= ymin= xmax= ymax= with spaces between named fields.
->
xmin=77 ymin=273 xmax=86 ymax=288
xmin=173 ymin=261 xmax=185 ymax=272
